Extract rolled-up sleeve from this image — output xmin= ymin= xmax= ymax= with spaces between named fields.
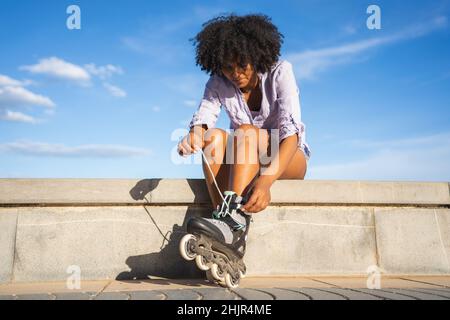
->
xmin=188 ymin=76 xmax=222 ymax=130
xmin=275 ymin=61 xmax=305 ymax=144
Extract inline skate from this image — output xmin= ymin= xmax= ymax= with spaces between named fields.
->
xmin=179 ymin=190 xmax=251 ymax=289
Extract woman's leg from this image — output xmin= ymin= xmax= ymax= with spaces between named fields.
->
xmin=229 ymin=124 xmax=268 ymax=196
xmin=229 ymin=125 xmax=307 ymax=198
xmin=278 ymin=147 xmax=308 ymax=180
xmin=201 ymin=128 xmax=231 ymax=208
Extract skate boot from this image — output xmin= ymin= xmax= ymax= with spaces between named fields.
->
xmin=179 ymin=191 xmax=251 ymax=288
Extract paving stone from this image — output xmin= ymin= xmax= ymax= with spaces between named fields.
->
xmin=354 ymin=288 xmax=415 ymax=300
xmin=232 ymin=288 xmax=274 ymax=300
xmin=398 ymin=288 xmax=450 ymax=300
xmin=128 ymin=291 xmax=166 ymax=300
xmin=380 ymin=288 xmax=447 ymax=300
xmin=260 ymin=288 xmax=310 ymax=300
xmin=295 ymin=288 xmax=347 ymax=300
xmin=193 ymin=288 xmax=240 ymax=300
xmin=415 ymin=288 xmax=450 ymax=298
xmin=163 ymin=289 xmax=201 ymax=300
xmin=320 ymin=288 xmax=383 ymax=300
xmin=54 ymin=292 xmax=95 ymax=300
xmin=94 ymin=292 xmax=130 ymax=300
xmin=16 ymin=294 xmax=55 ymax=300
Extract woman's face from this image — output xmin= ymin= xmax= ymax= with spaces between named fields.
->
xmin=222 ymin=61 xmax=256 ymax=89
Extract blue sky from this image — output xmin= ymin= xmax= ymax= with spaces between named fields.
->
xmin=1 ymin=0 xmax=449 ymax=181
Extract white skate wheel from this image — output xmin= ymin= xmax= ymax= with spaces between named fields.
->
xmin=210 ymin=263 xmax=225 ymax=282
xmin=179 ymin=234 xmax=197 ymax=261
xmin=195 ymin=255 xmax=210 ymax=271
xmin=225 ymin=273 xmax=240 ymax=289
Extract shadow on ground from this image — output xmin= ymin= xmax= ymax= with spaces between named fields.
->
xmin=116 ymin=179 xmax=213 ymax=285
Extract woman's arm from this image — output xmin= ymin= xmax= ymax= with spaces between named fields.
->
xmin=242 ymin=61 xmax=303 ymax=214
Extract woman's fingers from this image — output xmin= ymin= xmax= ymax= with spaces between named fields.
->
xmin=243 ymin=193 xmax=260 ymax=213
xmin=178 ymin=144 xmax=187 ymax=156
xmin=181 ymin=137 xmax=195 ymax=155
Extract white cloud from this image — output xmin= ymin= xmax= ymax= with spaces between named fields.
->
xmin=0 ymin=140 xmax=151 ymax=158
xmin=0 ymin=74 xmax=25 ymax=87
xmin=0 ymin=74 xmax=55 ymax=123
xmin=287 ymin=16 xmax=448 ymax=80
xmin=103 ymin=83 xmax=127 ymax=98
xmin=84 ymin=63 xmax=124 ymax=80
xmin=20 ymin=57 xmax=91 ymax=83
xmin=308 ymin=132 xmax=450 ymax=182
xmin=0 ymin=85 xmax=55 ymax=108
xmin=0 ymin=110 xmax=38 ymax=124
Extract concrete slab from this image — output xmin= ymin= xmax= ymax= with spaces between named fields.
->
xmin=0 ymin=209 xmax=17 ymax=284
xmin=435 ymin=210 xmax=450 ymax=271
xmin=0 ymin=179 xmax=211 ymax=205
xmin=269 ymin=180 xmax=450 ymax=205
xmin=13 ymin=206 xmax=206 ymax=282
xmin=246 ymin=206 xmax=376 ymax=274
xmin=2 ymin=179 xmax=448 ymax=206
xmin=375 ymin=208 xmax=450 ymax=274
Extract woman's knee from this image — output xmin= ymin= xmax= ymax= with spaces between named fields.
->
xmin=204 ymin=128 xmax=228 ymax=146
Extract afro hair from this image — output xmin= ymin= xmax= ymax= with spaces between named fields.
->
xmin=190 ymin=13 xmax=284 ymax=77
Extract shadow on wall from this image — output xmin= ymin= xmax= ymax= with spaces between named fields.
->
xmin=115 ymin=178 xmax=212 ymax=281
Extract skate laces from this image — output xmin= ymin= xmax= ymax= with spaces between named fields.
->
xmin=211 ymin=191 xmax=246 ymax=230
xmin=190 ymin=148 xmax=248 ymax=229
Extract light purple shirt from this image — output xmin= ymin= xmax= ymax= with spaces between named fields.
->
xmin=188 ymin=60 xmax=311 ymax=161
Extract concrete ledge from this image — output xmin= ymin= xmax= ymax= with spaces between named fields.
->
xmin=0 ymin=210 xmax=17 ymax=283
xmin=1 ymin=179 xmax=449 ymax=205
xmin=0 ymin=179 xmax=449 ymax=283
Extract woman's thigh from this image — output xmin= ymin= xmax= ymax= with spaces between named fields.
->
xmin=278 ymin=147 xmax=307 ymax=180
xmin=262 ymin=130 xmax=307 ymax=180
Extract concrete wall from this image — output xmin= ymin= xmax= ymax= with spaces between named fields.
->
xmin=0 ymin=179 xmax=449 ymax=283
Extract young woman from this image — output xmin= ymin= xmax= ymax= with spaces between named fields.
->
xmin=177 ymin=13 xmax=312 ymax=288
xmin=177 ymin=14 xmax=311 ymax=214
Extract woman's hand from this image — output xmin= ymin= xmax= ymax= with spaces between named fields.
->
xmin=178 ymin=132 xmax=203 ymax=157
xmin=241 ymin=178 xmax=272 ymax=214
